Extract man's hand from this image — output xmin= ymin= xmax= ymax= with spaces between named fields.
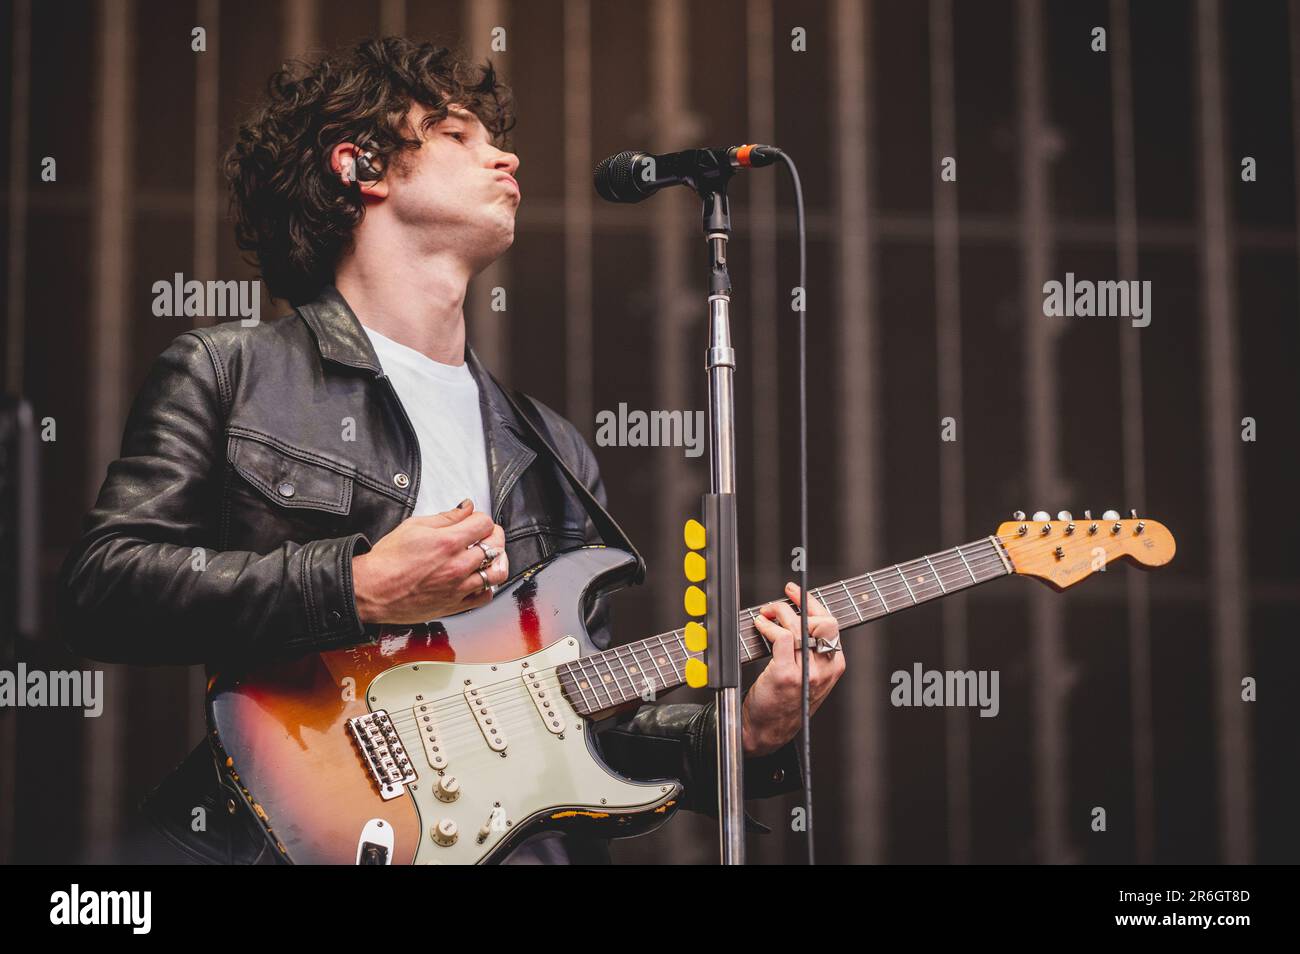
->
xmin=351 ymin=499 xmax=509 ymax=624
xmin=742 ymin=582 xmax=846 ymax=756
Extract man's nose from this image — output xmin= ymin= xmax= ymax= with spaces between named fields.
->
xmin=492 ymin=149 xmax=519 ymax=177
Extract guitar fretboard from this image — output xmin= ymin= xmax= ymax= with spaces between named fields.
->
xmin=555 ymin=535 xmax=1013 ymax=716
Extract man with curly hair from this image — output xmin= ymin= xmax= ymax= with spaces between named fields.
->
xmin=58 ymin=36 xmax=844 ymax=865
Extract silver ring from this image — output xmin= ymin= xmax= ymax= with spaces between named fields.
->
xmin=472 ymin=540 xmax=497 ymax=569
xmin=814 ymin=635 xmax=842 ymax=656
xmin=477 ymin=568 xmax=491 ymax=592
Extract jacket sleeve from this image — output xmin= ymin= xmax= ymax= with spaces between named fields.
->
xmin=563 ymin=422 xmax=804 ymax=819
xmin=56 ymin=330 xmax=373 ymax=666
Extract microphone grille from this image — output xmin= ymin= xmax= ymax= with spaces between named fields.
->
xmin=593 ymin=151 xmax=647 ymax=203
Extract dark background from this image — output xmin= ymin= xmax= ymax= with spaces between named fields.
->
xmin=1 ymin=0 xmax=1297 ymax=865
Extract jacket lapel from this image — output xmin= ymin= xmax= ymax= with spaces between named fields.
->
xmin=297 ymin=284 xmax=536 ymax=524
xmin=465 ymin=346 xmax=536 ymax=524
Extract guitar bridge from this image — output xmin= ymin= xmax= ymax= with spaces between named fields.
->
xmin=348 ymin=710 xmax=417 ymax=800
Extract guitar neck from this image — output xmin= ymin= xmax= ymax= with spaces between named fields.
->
xmin=557 ymin=535 xmax=1014 ymax=716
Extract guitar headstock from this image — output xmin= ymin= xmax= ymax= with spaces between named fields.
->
xmin=996 ymin=510 xmax=1175 ymax=591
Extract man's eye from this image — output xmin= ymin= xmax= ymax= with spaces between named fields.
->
xmin=446 ymin=131 xmax=466 ymax=142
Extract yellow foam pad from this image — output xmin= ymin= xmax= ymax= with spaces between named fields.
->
xmin=684 ymin=518 xmax=706 ymax=551
xmin=684 ymin=620 xmax=707 ymax=652
xmin=684 ymin=584 xmax=706 ymax=617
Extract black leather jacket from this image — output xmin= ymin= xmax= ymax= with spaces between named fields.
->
xmin=56 ymin=285 xmax=801 ymax=864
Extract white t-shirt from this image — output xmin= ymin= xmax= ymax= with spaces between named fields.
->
xmin=360 ymin=325 xmax=493 ymax=519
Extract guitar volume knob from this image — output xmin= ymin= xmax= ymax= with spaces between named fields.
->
xmin=435 ymin=774 xmax=461 ymax=802
xmin=431 ymin=818 xmax=459 ymax=846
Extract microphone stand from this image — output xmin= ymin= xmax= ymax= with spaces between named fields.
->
xmin=696 ymin=172 xmax=745 ymax=866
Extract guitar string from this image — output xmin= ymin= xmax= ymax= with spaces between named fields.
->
xmin=376 ymin=525 xmax=1142 ymax=736
xmin=377 ymin=542 xmax=1030 ymax=737
xmin=379 ymin=528 xmax=1139 ymax=751
xmin=379 ymin=543 xmax=1012 ymax=730
xmin=378 ymin=529 xmax=1108 ymax=735
xmin=394 ymin=542 xmax=1017 ymax=749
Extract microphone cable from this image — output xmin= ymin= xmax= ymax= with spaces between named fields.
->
xmin=772 ymin=148 xmax=814 ymax=865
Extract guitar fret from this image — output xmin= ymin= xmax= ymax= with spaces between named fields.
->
xmin=657 ymin=633 xmax=682 ymax=681
xmin=611 ymin=647 xmax=639 ymax=703
xmin=561 ymin=663 xmax=595 ymax=714
xmin=866 ymin=572 xmax=889 ymax=613
xmin=644 ymin=637 xmax=669 ymax=693
xmin=618 ymin=643 xmax=647 ymax=702
xmin=894 ymin=564 xmax=919 ymax=604
xmin=739 ymin=615 xmax=758 ymax=662
xmin=640 ymin=643 xmax=664 ymax=700
xmin=591 ymin=655 xmax=619 ymax=708
xmin=578 ymin=658 xmax=610 ymax=709
xmin=924 ymin=556 xmax=947 ymax=594
xmin=955 ymin=544 xmax=978 ymax=584
xmin=841 ymin=580 xmax=865 ymax=623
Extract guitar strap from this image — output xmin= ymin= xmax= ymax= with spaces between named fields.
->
xmin=483 ymin=367 xmax=647 ymax=587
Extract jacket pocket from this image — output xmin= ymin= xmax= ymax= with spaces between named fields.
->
xmin=223 ymin=432 xmax=357 ymax=550
xmin=226 ymin=433 xmax=354 ymax=515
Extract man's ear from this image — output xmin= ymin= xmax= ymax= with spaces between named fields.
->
xmin=329 ymin=142 xmax=388 ymax=198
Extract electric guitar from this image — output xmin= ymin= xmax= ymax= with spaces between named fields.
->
xmin=207 ymin=510 xmax=1175 ymax=864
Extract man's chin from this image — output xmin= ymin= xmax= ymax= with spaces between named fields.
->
xmin=468 ymin=229 xmax=515 ymax=274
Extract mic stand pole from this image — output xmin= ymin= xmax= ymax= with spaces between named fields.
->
xmin=699 ymin=184 xmax=745 ymax=865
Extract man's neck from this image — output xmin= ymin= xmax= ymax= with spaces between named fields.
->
xmin=335 ymin=253 xmax=473 ymax=366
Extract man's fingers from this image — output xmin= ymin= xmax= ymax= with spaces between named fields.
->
xmin=753 ymin=610 xmax=795 ymax=667
xmin=768 ymin=599 xmax=804 ymax=636
xmin=785 ymin=581 xmax=830 ymax=618
xmin=455 ymin=551 xmax=508 ymax=599
xmin=412 ymin=499 xmax=477 ymax=527
xmin=486 ymin=550 xmax=509 ymax=584
xmin=406 ymin=510 xmax=494 ymax=545
xmin=450 ymin=512 xmax=497 ymax=547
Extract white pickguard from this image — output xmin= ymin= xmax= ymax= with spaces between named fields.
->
xmin=365 ymin=636 xmax=680 ymax=864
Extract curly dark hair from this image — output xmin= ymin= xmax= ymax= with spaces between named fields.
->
xmin=224 ymin=36 xmax=515 ymax=306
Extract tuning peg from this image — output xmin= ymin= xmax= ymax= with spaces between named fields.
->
xmin=1032 ymin=511 xmax=1051 ymax=522
xmin=1083 ymin=510 xmax=1092 ymax=520
xmin=1056 ymin=510 xmax=1072 ymax=522
xmin=1129 ymin=509 xmax=1138 ymax=519
xmin=1102 ymin=509 xmax=1120 ymax=521
xmin=1013 ymin=510 xmax=1026 ymax=521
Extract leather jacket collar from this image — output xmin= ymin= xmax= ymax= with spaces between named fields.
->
xmin=298 ymin=284 xmax=536 ymax=523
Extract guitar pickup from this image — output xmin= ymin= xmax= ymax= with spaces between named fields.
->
xmin=410 ymin=701 xmax=448 ymax=771
xmin=522 ymin=670 xmax=565 ymax=735
xmin=347 ymin=710 xmax=417 ymax=800
xmin=463 ymin=680 xmax=507 ymax=753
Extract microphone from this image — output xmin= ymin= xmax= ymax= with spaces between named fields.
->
xmin=593 ymin=144 xmax=781 ymax=203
